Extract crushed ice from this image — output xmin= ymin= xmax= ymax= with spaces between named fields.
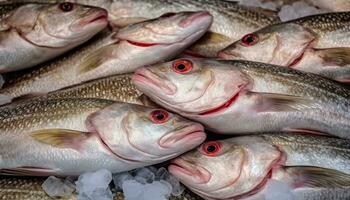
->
xmin=42 ymin=167 xmax=184 ymax=200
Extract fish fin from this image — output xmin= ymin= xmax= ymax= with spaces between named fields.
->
xmin=78 ymin=45 xmax=114 ymax=74
xmin=0 ymin=93 xmax=12 ymax=106
xmin=30 ymin=129 xmax=89 ymax=149
xmin=246 ymin=7 xmax=279 ymax=19
xmin=284 ymin=166 xmax=350 ymax=188
xmin=317 ymin=48 xmax=350 ymax=66
xmin=138 ymin=94 xmax=158 ymax=108
xmin=0 ymin=167 xmax=56 ymax=176
xmin=195 ymin=31 xmax=231 ymax=45
xmin=256 ymin=92 xmax=316 ymax=112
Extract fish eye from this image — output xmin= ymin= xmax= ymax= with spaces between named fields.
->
xmin=201 ymin=141 xmax=221 ymax=156
xmin=172 ymin=59 xmax=193 ymax=74
xmin=59 ymin=2 xmax=74 ymax=12
xmin=150 ymin=110 xmax=170 ymax=124
xmin=160 ymin=12 xmax=176 ymax=18
xmin=241 ymin=33 xmax=258 ymax=46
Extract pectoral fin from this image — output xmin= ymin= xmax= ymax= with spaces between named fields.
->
xmin=255 ymin=92 xmax=317 ymax=112
xmin=30 ymin=129 xmax=89 ymax=150
xmin=78 ymin=44 xmax=116 ymax=74
xmin=317 ymin=48 xmax=350 ymax=66
xmin=284 ymin=166 xmax=350 ymax=188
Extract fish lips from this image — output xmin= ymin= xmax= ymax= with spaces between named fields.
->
xmin=133 ymin=67 xmax=177 ymax=96
xmin=71 ymin=9 xmax=108 ymax=32
xmin=159 ymin=123 xmax=206 ymax=148
xmin=169 ymin=158 xmax=211 ymax=184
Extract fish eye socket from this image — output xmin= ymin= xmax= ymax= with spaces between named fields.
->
xmin=241 ymin=34 xmax=258 ymax=46
xmin=59 ymin=2 xmax=74 ymax=12
xmin=202 ymin=141 xmax=221 ymax=156
xmin=172 ymin=59 xmax=193 ymax=74
xmin=150 ymin=110 xmax=170 ymax=124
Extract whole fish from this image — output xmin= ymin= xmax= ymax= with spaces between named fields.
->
xmin=0 ymin=176 xmax=203 ymax=200
xmin=219 ymin=12 xmax=350 ymax=83
xmin=0 ymin=98 xmax=206 ymax=176
xmin=169 ymin=134 xmax=350 ymax=200
xmin=2 ymin=0 xmax=281 ymax=57
xmin=0 ymin=11 xmax=212 ymax=105
xmin=133 ymin=58 xmax=350 ymax=138
xmin=0 ymin=2 xmax=107 ymax=73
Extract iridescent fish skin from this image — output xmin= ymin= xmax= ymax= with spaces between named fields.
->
xmin=0 ymin=11 xmax=212 ymax=105
xmin=0 ymin=2 xmax=108 ymax=72
xmin=0 ymin=98 xmax=206 ymax=176
xmin=169 ymin=134 xmax=350 ymax=200
xmin=133 ymin=58 xmax=350 ymax=139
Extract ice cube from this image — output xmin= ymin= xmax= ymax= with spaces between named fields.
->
xmin=113 ymin=172 xmax=133 ymax=190
xmin=122 ymin=179 xmax=172 ymax=200
xmin=134 ymin=167 xmax=155 ymax=184
xmin=155 ymin=167 xmax=185 ymax=196
xmin=42 ymin=176 xmax=75 ymax=198
xmin=75 ymin=169 xmax=113 ymax=200
xmin=264 ymin=179 xmax=295 ymax=200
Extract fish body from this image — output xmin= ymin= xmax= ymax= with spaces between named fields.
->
xmin=0 ymin=2 xmax=108 ymax=73
xmin=169 ymin=134 xmax=350 ymax=200
xmin=0 ymin=98 xmax=205 ymax=176
xmin=133 ymin=58 xmax=350 ymax=138
xmin=0 ymin=11 xmax=212 ymax=105
xmin=219 ymin=12 xmax=350 ymax=83
xmin=1 ymin=0 xmax=281 ymax=57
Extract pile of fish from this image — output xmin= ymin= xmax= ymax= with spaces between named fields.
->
xmin=1 ymin=0 xmax=350 ymax=199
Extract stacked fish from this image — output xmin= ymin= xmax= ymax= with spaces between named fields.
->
xmin=0 ymin=0 xmax=350 ymax=200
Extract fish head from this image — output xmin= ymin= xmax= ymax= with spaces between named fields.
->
xmin=169 ymin=137 xmax=282 ymax=199
xmin=8 ymin=3 xmax=108 ymax=48
xmin=88 ymin=103 xmax=206 ymax=163
xmin=116 ymin=11 xmax=213 ymax=50
xmin=132 ymin=58 xmax=251 ymax=115
xmin=218 ymin=23 xmax=315 ymax=66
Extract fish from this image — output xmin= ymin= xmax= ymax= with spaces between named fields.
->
xmin=0 ymin=11 xmax=212 ymax=105
xmin=0 ymin=2 xmax=108 ymax=73
xmin=305 ymin=0 xmax=350 ymax=12
xmin=133 ymin=58 xmax=350 ymax=138
xmin=169 ymin=133 xmax=350 ymax=200
xmin=0 ymin=98 xmax=206 ymax=176
xmin=219 ymin=12 xmax=350 ymax=83
xmin=0 ymin=176 xmax=203 ymax=200
xmin=2 ymin=0 xmax=281 ymax=57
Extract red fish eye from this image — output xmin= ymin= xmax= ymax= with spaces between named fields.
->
xmin=59 ymin=2 xmax=74 ymax=12
xmin=202 ymin=141 xmax=221 ymax=156
xmin=241 ymin=34 xmax=258 ymax=46
xmin=172 ymin=59 xmax=193 ymax=74
xmin=160 ymin=12 xmax=176 ymax=18
xmin=150 ymin=110 xmax=169 ymax=124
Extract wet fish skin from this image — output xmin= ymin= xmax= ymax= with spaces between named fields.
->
xmin=169 ymin=134 xmax=350 ymax=200
xmin=133 ymin=58 xmax=350 ymax=138
xmin=0 ymin=2 xmax=108 ymax=73
xmin=2 ymin=0 xmax=281 ymax=57
xmin=219 ymin=12 xmax=350 ymax=73
xmin=0 ymin=11 xmax=212 ymax=105
xmin=0 ymin=98 xmax=206 ymax=176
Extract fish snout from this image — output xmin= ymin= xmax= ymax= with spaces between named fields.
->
xmin=159 ymin=123 xmax=206 ymax=148
xmin=180 ymin=11 xmax=213 ymax=28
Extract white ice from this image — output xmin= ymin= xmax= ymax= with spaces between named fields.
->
xmin=113 ymin=167 xmax=185 ymax=200
xmin=278 ymin=1 xmax=328 ymax=21
xmin=75 ymin=169 xmax=113 ymax=200
xmin=42 ymin=176 xmax=75 ymax=198
xmin=264 ymin=179 xmax=295 ymax=200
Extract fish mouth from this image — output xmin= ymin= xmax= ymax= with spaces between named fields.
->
xmin=169 ymin=158 xmax=211 ymax=184
xmin=159 ymin=123 xmax=205 ymax=148
xmin=197 ymin=84 xmax=246 ymax=116
xmin=132 ymin=68 xmax=176 ymax=95
xmin=76 ymin=9 xmax=108 ymax=28
xmin=179 ymin=11 xmax=212 ymax=28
